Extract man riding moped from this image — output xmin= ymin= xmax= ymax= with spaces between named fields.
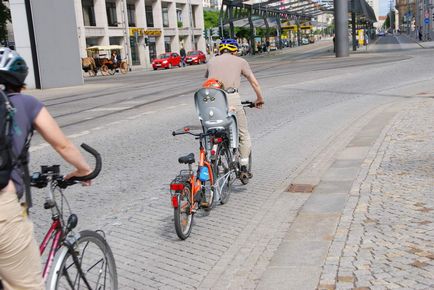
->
xmin=204 ymin=39 xmax=264 ymax=177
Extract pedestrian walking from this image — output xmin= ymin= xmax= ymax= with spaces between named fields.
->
xmin=180 ymin=47 xmax=186 ymax=67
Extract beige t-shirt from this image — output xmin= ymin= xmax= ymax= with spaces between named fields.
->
xmin=205 ymin=53 xmax=253 ymax=89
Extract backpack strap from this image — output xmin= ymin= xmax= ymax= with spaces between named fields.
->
xmin=17 ymin=130 xmax=33 ymax=212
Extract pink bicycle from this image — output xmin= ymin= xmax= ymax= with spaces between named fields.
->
xmin=32 ymin=144 xmax=117 ymax=289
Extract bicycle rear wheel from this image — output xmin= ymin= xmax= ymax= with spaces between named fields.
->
xmin=212 ymin=143 xmax=233 ymax=205
xmin=47 ymin=230 xmax=118 ymax=290
xmin=174 ymin=183 xmax=194 ymax=240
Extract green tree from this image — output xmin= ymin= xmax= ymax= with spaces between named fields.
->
xmin=235 ymin=27 xmax=250 ymax=39
xmin=0 ymin=2 xmax=11 ymax=43
xmin=204 ymin=9 xmax=219 ymax=29
xmin=384 ymin=14 xmax=390 ymax=28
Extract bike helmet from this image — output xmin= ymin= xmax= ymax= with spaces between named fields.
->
xmin=219 ymin=39 xmax=239 ymax=53
xmin=0 ymin=48 xmax=29 ymax=86
xmin=202 ymin=78 xmax=224 ymax=89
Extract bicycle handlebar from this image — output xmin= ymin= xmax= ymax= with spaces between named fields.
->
xmin=31 ymin=143 xmax=102 ymax=189
xmin=68 ymin=143 xmax=102 ymax=182
xmin=241 ymin=101 xmax=255 ymax=108
xmin=172 ymin=127 xmax=218 ymax=138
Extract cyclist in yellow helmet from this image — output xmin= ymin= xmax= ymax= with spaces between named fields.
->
xmin=204 ymin=39 xmax=264 ymax=176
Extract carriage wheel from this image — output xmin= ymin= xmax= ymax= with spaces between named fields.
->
xmin=120 ymin=62 xmax=128 ymax=74
xmin=88 ymin=69 xmax=97 ymax=77
xmin=100 ymin=65 xmax=109 ymax=76
xmin=108 ymin=67 xmax=116 ymax=75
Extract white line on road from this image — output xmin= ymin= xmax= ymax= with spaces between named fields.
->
xmin=67 ymin=130 xmax=91 ymax=139
xmin=87 ymin=107 xmax=132 ymax=112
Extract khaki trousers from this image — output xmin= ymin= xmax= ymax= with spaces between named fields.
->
xmin=0 ymin=190 xmax=44 ymax=290
xmin=227 ymin=92 xmax=251 ymax=165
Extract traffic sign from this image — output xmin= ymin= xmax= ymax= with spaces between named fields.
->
xmin=424 ymin=18 xmax=430 ymax=24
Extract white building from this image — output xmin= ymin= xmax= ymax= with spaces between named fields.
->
xmin=74 ymin=0 xmax=206 ymax=68
xmin=203 ymin=0 xmax=221 ymax=9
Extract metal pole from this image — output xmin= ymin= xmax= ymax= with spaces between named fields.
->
xmin=249 ymin=14 xmax=256 ymax=55
xmin=334 ymin=0 xmax=349 ymax=57
xmin=24 ymin=0 xmax=41 ymax=88
xmin=188 ymin=0 xmax=194 ymax=49
xmin=228 ymin=6 xmax=235 ymax=38
xmin=351 ymin=0 xmax=357 ymax=51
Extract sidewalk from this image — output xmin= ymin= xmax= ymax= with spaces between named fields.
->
xmin=399 ymin=33 xmax=434 ymax=49
xmin=257 ymin=97 xmax=434 ymax=290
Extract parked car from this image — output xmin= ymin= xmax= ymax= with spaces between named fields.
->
xmin=185 ymin=50 xmax=206 ymax=65
xmin=152 ymin=52 xmax=181 ymax=70
xmin=301 ymin=38 xmax=309 ymax=45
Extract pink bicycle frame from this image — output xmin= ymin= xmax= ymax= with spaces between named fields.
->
xmin=39 ymin=219 xmax=62 ymax=279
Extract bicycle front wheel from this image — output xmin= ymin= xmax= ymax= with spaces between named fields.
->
xmin=47 ymin=230 xmax=118 ymax=290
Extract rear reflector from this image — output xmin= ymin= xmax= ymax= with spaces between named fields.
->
xmin=211 ymin=150 xmax=216 ymax=155
xmin=171 ymin=195 xmax=179 ymax=208
xmin=213 ymin=137 xmax=223 ymax=143
xmin=170 ymin=183 xmax=184 ymax=191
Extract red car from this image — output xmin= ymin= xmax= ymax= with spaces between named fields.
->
xmin=152 ymin=52 xmax=181 ymax=70
xmin=185 ymin=50 xmax=207 ymax=65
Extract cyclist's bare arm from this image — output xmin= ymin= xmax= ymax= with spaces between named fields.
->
xmin=246 ymin=73 xmax=264 ymax=108
xmin=33 ymin=107 xmax=92 ymax=181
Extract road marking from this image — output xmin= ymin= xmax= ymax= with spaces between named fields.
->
xmin=87 ymin=107 xmax=131 ymax=112
xmin=142 ymin=111 xmax=156 ymax=115
xmin=29 ymin=143 xmax=49 ymax=152
xmin=167 ymin=106 xmax=177 ymax=109
xmin=67 ymin=130 xmax=91 ymax=139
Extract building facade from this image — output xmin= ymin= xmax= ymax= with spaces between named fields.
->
xmin=74 ymin=0 xmax=206 ymax=68
xmin=395 ymin=0 xmax=416 ymax=32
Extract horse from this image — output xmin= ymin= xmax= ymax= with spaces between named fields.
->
xmin=81 ymin=57 xmax=97 ymax=76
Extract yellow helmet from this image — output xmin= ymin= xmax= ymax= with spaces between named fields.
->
xmin=219 ymin=39 xmax=239 ymax=52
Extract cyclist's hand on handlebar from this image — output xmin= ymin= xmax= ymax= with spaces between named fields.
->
xmin=64 ymin=168 xmax=93 ymax=186
xmin=255 ymin=97 xmax=264 ymax=109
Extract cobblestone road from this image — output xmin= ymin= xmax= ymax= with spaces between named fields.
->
xmin=318 ymin=98 xmax=434 ymax=290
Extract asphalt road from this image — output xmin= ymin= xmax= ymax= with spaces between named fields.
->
xmin=27 ymin=36 xmax=434 ymax=289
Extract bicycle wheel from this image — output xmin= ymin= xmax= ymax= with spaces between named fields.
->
xmin=174 ymin=183 xmax=194 ymax=240
xmin=47 ymin=230 xmax=118 ymax=290
xmin=212 ymin=143 xmax=233 ymax=205
xmin=202 ymin=179 xmax=215 ymax=211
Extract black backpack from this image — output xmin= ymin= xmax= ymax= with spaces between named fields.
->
xmin=0 ymin=90 xmax=32 ymax=198
xmin=0 ymin=90 xmax=16 ymax=189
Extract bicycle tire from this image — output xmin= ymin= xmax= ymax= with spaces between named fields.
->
xmin=212 ymin=143 xmax=233 ymax=205
xmin=47 ymin=230 xmax=118 ymax=290
xmin=174 ymin=183 xmax=194 ymax=240
xmin=202 ymin=179 xmax=215 ymax=211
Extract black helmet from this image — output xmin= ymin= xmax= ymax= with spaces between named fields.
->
xmin=0 ymin=48 xmax=29 ymax=86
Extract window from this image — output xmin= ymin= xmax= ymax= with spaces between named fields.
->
xmin=162 ymin=7 xmax=169 ymax=27
xmin=127 ymin=4 xmax=136 ymax=27
xmin=106 ymin=2 xmax=118 ymax=27
xmin=82 ymin=0 xmax=96 ymax=26
xmin=146 ymin=6 xmax=154 ymax=27
xmin=176 ymin=9 xmax=182 ymax=23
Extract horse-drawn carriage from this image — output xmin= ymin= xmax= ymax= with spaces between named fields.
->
xmin=81 ymin=45 xmax=129 ymax=77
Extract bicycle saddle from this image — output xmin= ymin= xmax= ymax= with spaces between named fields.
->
xmin=178 ymin=153 xmax=195 ymax=164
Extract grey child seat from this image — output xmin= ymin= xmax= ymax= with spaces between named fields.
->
xmin=194 ymin=88 xmax=238 ymax=149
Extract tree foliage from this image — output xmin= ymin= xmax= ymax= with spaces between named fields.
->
xmin=0 ymin=2 xmax=11 ymax=43
xmin=204 ymin=10 xmax=219 ymax=29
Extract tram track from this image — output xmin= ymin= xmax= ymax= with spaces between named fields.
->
xmin=50 ymin=44 xmax=409 ymax=129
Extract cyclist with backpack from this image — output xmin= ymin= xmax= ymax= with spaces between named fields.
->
xmin=0 ymin=48 xmax=92 ymax=289
xmin=204 ymin=39 xmax=264 ymax=176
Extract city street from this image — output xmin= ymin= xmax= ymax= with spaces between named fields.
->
xmin=27 ymin=36 xmax=434 ymax=289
